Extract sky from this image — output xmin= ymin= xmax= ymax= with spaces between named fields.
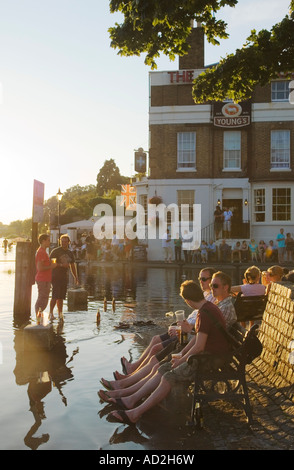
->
xmin=0 ymin=0 xmax=291 ymax=225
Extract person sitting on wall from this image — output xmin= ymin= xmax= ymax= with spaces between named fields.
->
xmin=258 ymin=240 xmax=267 ymax=263
xmin=265 ymin=240 xmax=277 ymax=262
xmin=219 ymin=239 xmax=231 ymax=262
xmin=207 ymin=239 xmax=217 ymax=262
xmin=231 ymin=241 xmax=241 ymax=263
xmin=240 ymin=240 xmax=249 ymax=262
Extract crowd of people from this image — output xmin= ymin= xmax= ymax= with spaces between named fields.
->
xmin=162 ymin=227 xmax=294 ymax=265
xmin=70 ymin=232 xmax=137 ymax=262
xmin=98 ymin=263 xmax=288 ymax=426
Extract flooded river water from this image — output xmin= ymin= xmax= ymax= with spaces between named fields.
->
xmin=0 ymin=244 xmax=245 ymax=450
xmin=0 ymin=245 xmax=196 ymax=450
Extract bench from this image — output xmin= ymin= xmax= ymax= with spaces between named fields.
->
xmin=233 ymin=293 xmax=268 ymax=322
xmin=187 ymin=323 xmax=262 ymax=429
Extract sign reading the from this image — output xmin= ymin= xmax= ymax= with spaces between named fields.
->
xmin=168 ymin=70 xmax=194 ymax=84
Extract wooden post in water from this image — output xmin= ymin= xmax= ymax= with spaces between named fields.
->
xmin=13 ymin=241 xmax=33 ymax=322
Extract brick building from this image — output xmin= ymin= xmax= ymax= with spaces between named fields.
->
xmin=135 ymin=26 xmax=294 ymax=260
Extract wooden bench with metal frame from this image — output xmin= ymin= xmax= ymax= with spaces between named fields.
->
xmin=187 ymin=322 xmax=262 ymax=429
xmin=233 ymin=292 xmax=268 ymax=322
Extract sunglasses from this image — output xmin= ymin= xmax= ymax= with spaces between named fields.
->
xmin=210 ymin=283 xmax=221 ymax=289
xmin=198 ymin=276 xmax=211 ymax=282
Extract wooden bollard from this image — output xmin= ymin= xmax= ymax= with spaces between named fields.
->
xmin=96 ymin=308 xmax=101 ymax=325
xmin=67 ymin=287 xmax=88 ymax=311
xmin=13 ymin=241 xmax=33 ymax=320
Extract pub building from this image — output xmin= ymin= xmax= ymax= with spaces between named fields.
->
xmin=134 ymin=25 xmax=294 ymax=261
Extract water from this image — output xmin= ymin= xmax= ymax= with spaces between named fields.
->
xmin=0 ymin=244 xmax=205 ymax=450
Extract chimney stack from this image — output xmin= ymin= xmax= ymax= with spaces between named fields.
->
xmin=179 ymin=25 xmax=204 ymax=70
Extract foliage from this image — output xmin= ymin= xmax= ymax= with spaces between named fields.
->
xmin=96 ymin=158 xmax=129 ymax=196
xmin=109 ymin=0 xmax=237 ymax=69
xmin=108 ymin=0 xmax=294 ymax=102
xmin=193 ymin=12 xmax=294 ymax=102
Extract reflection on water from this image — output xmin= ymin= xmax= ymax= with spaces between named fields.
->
xmin=0 ymin=248 xmax=245 ymax=450
xmin=13 ymin=321 xmax=79 ymax=450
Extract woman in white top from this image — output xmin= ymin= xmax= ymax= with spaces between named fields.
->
xmin=231 ymin=265 xmax=266 ymax=296
xmin=231 ymin=266 xmax=266 ymax=328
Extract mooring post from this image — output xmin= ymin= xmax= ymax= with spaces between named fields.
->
xmin=13 ymin=241 xmax=33 ymax=323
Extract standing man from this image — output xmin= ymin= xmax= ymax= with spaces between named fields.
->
xmin=49 ymin=234 xmax=79 ymax=319
xmin=276 ymin=228 xmax=286 ymax=264
xmin=35 ymin=233 xmax=57 ymax=316
xmin=162 ymin=228 xmax=172 ymax=263
xmin=174 ymin=233 xmax=182 ymax=263
xmin=223 ymin=207 xmax=233 ymax=238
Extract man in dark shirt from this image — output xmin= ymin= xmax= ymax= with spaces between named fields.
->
xmin=49 ymin=234 xmax=79 ymax=320
xmin=107 ymin=280 xmax=230 ymax=425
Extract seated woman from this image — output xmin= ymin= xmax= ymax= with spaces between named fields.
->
xmin=231 ymin=266 xmax=266 ymax=328
xmin=231 ymin=265 xmax=266 ymax=297
xmin=262 ymin=265 xmax=285 ymax=294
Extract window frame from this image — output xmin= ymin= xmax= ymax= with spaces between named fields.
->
xmin=177 ymin=132 xmax=196 ymax=171
xmin=253 ymin=188 xmax=266 ymax=222
xmin=272 ymin=187 xmax=291 ymax=221
xmin=271 ymin=130 xmax=290 ymax=170
xmin=223 ymin=131 xmax=241 ymax=171
xmin=177 ymin=190 xmax=195 ymax=222
xmin=271 ymin=81 xmax=290 ymax=102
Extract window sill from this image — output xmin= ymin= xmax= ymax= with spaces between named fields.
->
xmin=222 ymin=168 xmax=242 ymax=172
xmin=270 ymin=168 xmax=291 ymax=172
xmin=176 ymin=168 xmax=197 ymax=172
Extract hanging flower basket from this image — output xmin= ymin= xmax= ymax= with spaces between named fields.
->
xmin=149 ymin=195 xmax=162 ymax=205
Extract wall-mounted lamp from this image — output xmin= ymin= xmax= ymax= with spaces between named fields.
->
xmin=244 ymin=199 xmax=248 ymax=206
xmin=217 ymin=199 xmax=221 ymax=206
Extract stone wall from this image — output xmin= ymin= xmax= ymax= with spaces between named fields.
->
xmin=255 ymin=282 xmax=294 ymax=401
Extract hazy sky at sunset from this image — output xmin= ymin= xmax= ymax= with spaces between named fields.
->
xmin=0 ymin=0 xmax=291 ymax=225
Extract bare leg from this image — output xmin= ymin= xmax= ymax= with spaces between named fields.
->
xmin=110 ymin=374 xmax=172 ymax=424
xmin=122 ymin=334 xmax=163 ymax=373
xmin=104 ymin=363 xmax=161 ymax=402
xmin=56 ymin=299 xmax=63 ymax=318
xmin=104 ymin=355 xmax=159 ymax=390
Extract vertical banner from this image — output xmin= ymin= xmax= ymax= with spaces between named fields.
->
xmin=32 ymin=179 xmax=45 ymax=223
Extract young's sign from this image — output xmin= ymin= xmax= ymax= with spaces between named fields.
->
xmin=213 ymin=101 xmax=251 ymax=128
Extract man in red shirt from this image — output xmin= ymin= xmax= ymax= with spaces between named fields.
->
xmin=35 ymin=233 xmax=57 ymax=317
xmin=106 ymin=280 xmax=230 ymax=425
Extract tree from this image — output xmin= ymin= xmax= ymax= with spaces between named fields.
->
xmin=192 ymin=13 xmax=294 ymax=103
xmin=96 ymin=158 xmax=128 ymax=196
xmin=108 ymin=0 xmax=294 ymax=102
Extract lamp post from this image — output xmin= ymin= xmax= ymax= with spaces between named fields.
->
xmin=56 ymin=188 xmax=63 ymax=242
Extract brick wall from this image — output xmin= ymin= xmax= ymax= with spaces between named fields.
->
xmin=256 ymin=282 xmax=294 ymax=401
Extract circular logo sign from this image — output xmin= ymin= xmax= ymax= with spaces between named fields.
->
xmin=222 ymin=103 xmax=242 ymax=117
